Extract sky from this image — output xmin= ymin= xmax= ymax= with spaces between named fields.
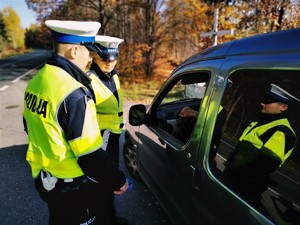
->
xmin=0 ymin=0 xmax=37 ymax=28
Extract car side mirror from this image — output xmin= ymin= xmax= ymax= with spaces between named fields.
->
xmin=129 ymin=104 xmax=147 ymax=126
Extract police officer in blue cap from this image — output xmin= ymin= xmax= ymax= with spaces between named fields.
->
xmin=89 ymin=35 xmax=124 ymax=166
xmin=226 ymin=83 xmax=300 ymax=206
xmin=88 ymin=35 xmax=128 ymax=225
xmin=23 ymin=20 xmax=129 ymax=225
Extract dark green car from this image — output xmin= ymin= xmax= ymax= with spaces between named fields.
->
xmin=123 ymin=28 xmax=300 ymax=225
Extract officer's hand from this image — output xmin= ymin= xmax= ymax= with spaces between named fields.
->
xmin=113 ymin=181 xmax=129 ymax=195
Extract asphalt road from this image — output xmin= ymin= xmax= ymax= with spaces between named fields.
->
xmin=0 ymin=49 xmax=172 ymax=225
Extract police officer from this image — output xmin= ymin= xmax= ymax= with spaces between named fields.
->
xmin=88 ymin=35 xmax=127 ymax=225
xmin=23 ymin=20 xmax=128 ymax=225
xmin=226 ymin=83 xmax=300 ymax=205
xmin=89 ymin=35 xmax=124 ymax=166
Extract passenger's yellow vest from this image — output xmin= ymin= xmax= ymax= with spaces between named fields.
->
xmin=23 ymin=64 xmax=103 ymax=179
xmin=232 ymin=118 xmax=295 ymax=169
xmin=90 ymin=72 xmax=124 ymax=134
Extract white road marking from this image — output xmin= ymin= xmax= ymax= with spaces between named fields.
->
xmin=0 ymin=63 xmax=44 ymax=91
xmin=0 ymin=85 xmax=9 ymax=91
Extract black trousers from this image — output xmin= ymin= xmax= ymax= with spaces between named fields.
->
xmin=101 ymin=131 xmax=122 ymax=221
xmin=103 ymin=132 xmax=121 ymax=167
xmin=35 ymin=175 xmax=114 ymax=225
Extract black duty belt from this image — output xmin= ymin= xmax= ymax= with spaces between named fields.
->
xmin=56 ymin=175 xmax=91 ymax=193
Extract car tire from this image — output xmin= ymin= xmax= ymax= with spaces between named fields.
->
xmin=123 ymin=138 xmax=143 ymax=182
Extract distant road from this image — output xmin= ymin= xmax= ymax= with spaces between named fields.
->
xmin=0 ymin=50 xmax=172 ymax=225
xmin=0 ymin=49 xmax=52 ymax=90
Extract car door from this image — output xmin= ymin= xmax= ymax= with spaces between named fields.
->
xmin=136 ymin=60 xmax=225 ymax=225
xmin=135 ymin=65 xmax=300 ymax=225
xmin=129 ymin=29 xmax=300 ymax=225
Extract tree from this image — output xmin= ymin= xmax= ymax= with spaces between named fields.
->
xmin=1 ymin=7 xmax=25 ymax=51
xmin=0 ymin=11 xmax=8 ymax=53
xmin=72 ymin=0 xmax=124 ymax=34
xmin=26 ymin=0 xmax=124 ymax=34
xmin=25 ymin=0 xmax=67 ymax=22
xmin=129 ymin=0 xmax=170 ymax=79
xmin=25 ymin=23 xmax=52 ymax=49
xmin=25 ymin=25 xmax=37 ymax=48
xmin=23 ymin=0 xmax=300 ymax=80
xmin=163 ymin=0 xmax=237 ymax=61
xmin=233 ymin=0 xmax=300 ymax=36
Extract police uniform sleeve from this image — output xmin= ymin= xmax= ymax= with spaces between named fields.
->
xmin=58 ymin=88 xmax=126 ymax=190
xmin=58 ymin=88 xmax=102 ymax=150
xmin=78 ymin=150 xmax=126 ymax=190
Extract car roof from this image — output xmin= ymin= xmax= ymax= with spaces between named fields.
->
xmin=227 ymin=28 xmax=300 ymax=55
xmin=175 ymin=28 xmax=300 ymax=72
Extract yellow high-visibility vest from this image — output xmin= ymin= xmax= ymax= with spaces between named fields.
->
xmin=23 ymin=64 xmax=102 ymax=179
xmin=232 ymin=118 xmax=295 ymax=169
xmin=90 ymin=72 xmax=124 ymax=134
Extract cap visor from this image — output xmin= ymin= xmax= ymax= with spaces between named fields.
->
xmin=263 ymin=93 xmax=289 ymax=105
xmin=84 ymin=43 xmax=100 ymax=52
xmin=98 ymin=52 xmax=118 ymax=61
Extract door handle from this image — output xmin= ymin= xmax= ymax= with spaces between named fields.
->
xmin=190 ymin=165 xmax=201 ymax=190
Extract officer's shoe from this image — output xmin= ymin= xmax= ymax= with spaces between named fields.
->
xmin=113 ymin=216 xmax=128 ymax=225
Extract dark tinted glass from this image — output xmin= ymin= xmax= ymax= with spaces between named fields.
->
xmin=213 ymin=70 xmax=300 ymax=225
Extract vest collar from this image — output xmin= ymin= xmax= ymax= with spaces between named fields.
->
xmin=48 ymin=53 xmax=92 ymax=87
xmin=258 ymin=112 xmax=288 ymax=125
xmin=90 ymin=63 xmax=117 ymax=81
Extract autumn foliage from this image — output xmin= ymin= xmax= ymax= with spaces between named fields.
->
xmin=1 ymin=0 xmax=300 ymax=79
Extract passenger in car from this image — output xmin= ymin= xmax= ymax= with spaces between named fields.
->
xmin=225 ymin=83 xmax=300 ymax=206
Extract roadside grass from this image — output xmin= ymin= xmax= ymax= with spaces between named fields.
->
xmin=122 ymin=79 xmax=164 ymax=104
xmin=0 ymin=48 xmax=32 ymax=59
xmin=121 ymin=61 xmax=175 ymax=103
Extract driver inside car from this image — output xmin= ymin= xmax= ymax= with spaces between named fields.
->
xmin=178 ymin=105 xmax=226 ymax=172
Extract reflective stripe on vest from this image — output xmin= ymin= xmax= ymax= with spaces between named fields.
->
xmin=24 ymin=64 xmax=103 ymax=178
xmin=90 ymin=72 xmax=124 ymax=134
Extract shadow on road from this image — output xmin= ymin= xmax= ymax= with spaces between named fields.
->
xmin=0 ymin=144 xmax=48 ymax=225
xmin=0 ymin=143 xmax=172 ymax=225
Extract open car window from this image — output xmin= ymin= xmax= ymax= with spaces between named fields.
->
xmin=153 ymin=72 xmax=210 ymax=144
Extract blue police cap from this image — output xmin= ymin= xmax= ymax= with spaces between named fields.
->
xmin=45 ymin=20 xmax=101 ymax=51
xmin=263 ymin=84 xmax=300 ymax=105
xmin=94 ymin=35 xmax=124 ymax=61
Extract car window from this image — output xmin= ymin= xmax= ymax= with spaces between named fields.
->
xmin=185 ymin=83 xmax=206 ymax=99
xmin=211 ymin=69 xmax=300 ymax=225
xmin=161 ymin=81 xmax=187 ymax=104
xmin=153 ymin=72 xmax=210 ymax=144
xmin=162 ymin=82 xmax=207 ymax=104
